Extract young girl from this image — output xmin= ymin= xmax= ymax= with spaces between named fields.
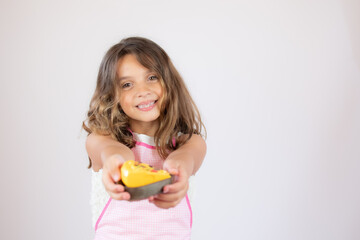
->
xmin=83 ymin=37 xmax=206 ymax=239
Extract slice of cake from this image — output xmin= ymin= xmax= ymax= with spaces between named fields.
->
xmin=121 ymin=160 xmax=171 ymax=188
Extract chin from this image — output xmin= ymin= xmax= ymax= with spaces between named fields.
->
xmin=132 ymin=114 xmax=160 ymax=123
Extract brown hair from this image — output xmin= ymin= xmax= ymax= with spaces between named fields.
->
xmin=83 ymin=37 xmax=206 ymax=168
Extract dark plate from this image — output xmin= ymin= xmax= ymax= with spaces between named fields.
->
xmin=118 ymin=176 xmax=174 ymax=201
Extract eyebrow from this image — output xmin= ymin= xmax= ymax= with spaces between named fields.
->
xmin=118 ymin=76 xmax=131 ymax=82
xmin=118 ymin=70 xmax=155 ymax=82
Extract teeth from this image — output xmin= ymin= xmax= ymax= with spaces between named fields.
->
xmin=138 ymin=101 xmax=155 ymax=109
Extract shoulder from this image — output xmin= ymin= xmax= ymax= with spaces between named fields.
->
xmin=85 ymin=133 xmax=125 ymax=150
xmin=85 ymin=133 xmax=115 ymax=155
xmin=178 ymin=133 xmax=206 ymax=151
xmin=179 ymin=133 xmax=205 ymax=143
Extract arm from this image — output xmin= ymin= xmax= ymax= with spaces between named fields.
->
xmin=150 ymin=134 xmax=207 ymax=208
xmin=86 ymin=133 xmax=135 ymax=200
xmin=165 ymin=134 xmax=206 ymax=177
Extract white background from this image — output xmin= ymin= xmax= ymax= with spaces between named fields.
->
xmin=0 ymin=0 xmax=359 ymax=239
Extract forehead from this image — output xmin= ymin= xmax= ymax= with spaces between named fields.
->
xmin=117 ymin=54 xmax=150 ymax=77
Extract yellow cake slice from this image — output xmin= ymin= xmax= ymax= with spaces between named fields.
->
xmin=121 ymin=160 xmax=171 ymax=188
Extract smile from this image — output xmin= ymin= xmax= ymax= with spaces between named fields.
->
xmin=136 ymin=100 xmax=157 ymax=111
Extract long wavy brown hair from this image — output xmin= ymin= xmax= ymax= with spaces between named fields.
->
xmin=83 ymin=37 xmax=206 ymax=168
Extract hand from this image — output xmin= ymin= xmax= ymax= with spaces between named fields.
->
xmin=148 ymin=161 xmax=189 ymax=209
xmin=102 ymin=154 xmax=131 ymax=200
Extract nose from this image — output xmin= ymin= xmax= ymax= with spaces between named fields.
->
xmin=136 ymin=83 xmax=151 ymax=98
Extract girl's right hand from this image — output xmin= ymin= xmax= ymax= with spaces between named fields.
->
xmin=102 ymin=154 xmax=131 ymax=200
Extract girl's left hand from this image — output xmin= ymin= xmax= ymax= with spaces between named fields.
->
xmin=148 ymin=162 xmax=189 ymax=209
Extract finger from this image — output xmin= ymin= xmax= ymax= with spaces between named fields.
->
xmin=163 ymin=160 xmax=181 ymax=175
xmin=167 ymin=168 xmax=179 ymax=176
xmin=102 ymin=169 xmax=130 ymax=200
xmin=156 ymin=181 xmax=188 ymax=203
xmin=163 ymin=171 xmax=188 ymax=194
xmin=151 ymin=198 xmax=181 ymax=209
xmin=154 ymin=190 xmax=186 ymax=202
xmin=105 ymin=155 xmax=125 ymax=182
xmin=108 ymin=191 xmax=131 ymax=201
xmin=163 ymin=181 xmax=184 ymax=194
xmin=102 ymin=169 xmax=125 ymax=193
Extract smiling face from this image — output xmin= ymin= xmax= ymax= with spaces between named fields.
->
xmin=117 ymin=54 xmax=164 ymax=135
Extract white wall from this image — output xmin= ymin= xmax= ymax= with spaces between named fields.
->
xmin=0 ymin=0 xmax=359 ymax=239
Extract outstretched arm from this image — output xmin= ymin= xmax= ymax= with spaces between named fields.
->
xmin=86 ymin=133 xmax=135 ymax=200
xmin=150 ymin=134 xmax=207 ymax=209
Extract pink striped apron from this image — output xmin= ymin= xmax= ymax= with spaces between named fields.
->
xmin=94 ymin=141 xmax=192 ymax=240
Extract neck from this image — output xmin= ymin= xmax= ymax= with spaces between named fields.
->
xmin=129 ymin=120 xmax=159 ymax=137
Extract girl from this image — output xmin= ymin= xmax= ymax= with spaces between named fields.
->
xmin=83 ymin=37 xmax=206 ymax=239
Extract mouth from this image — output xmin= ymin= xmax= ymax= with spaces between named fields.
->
xmin=136 ymin=100 xmax=158 ymax=111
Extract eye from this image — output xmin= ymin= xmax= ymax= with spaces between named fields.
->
xmin=122 ymin=82 xmax=132 ymax=89
xmin=148 ymin=75 xmax=158 ymax=81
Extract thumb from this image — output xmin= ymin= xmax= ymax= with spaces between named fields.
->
xmin=104 ymin=154 xmax=125 ymax=182
xmin=163 ymin=161 xmax=180 ymax=176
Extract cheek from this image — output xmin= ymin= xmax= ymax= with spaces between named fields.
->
xmin=119 ymin=94 xmax=131 ymax=110
xmin=158 ymin=87 xmax=163 ymax=99
xmin=156 ymin=83 xmax=164 ymax=98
